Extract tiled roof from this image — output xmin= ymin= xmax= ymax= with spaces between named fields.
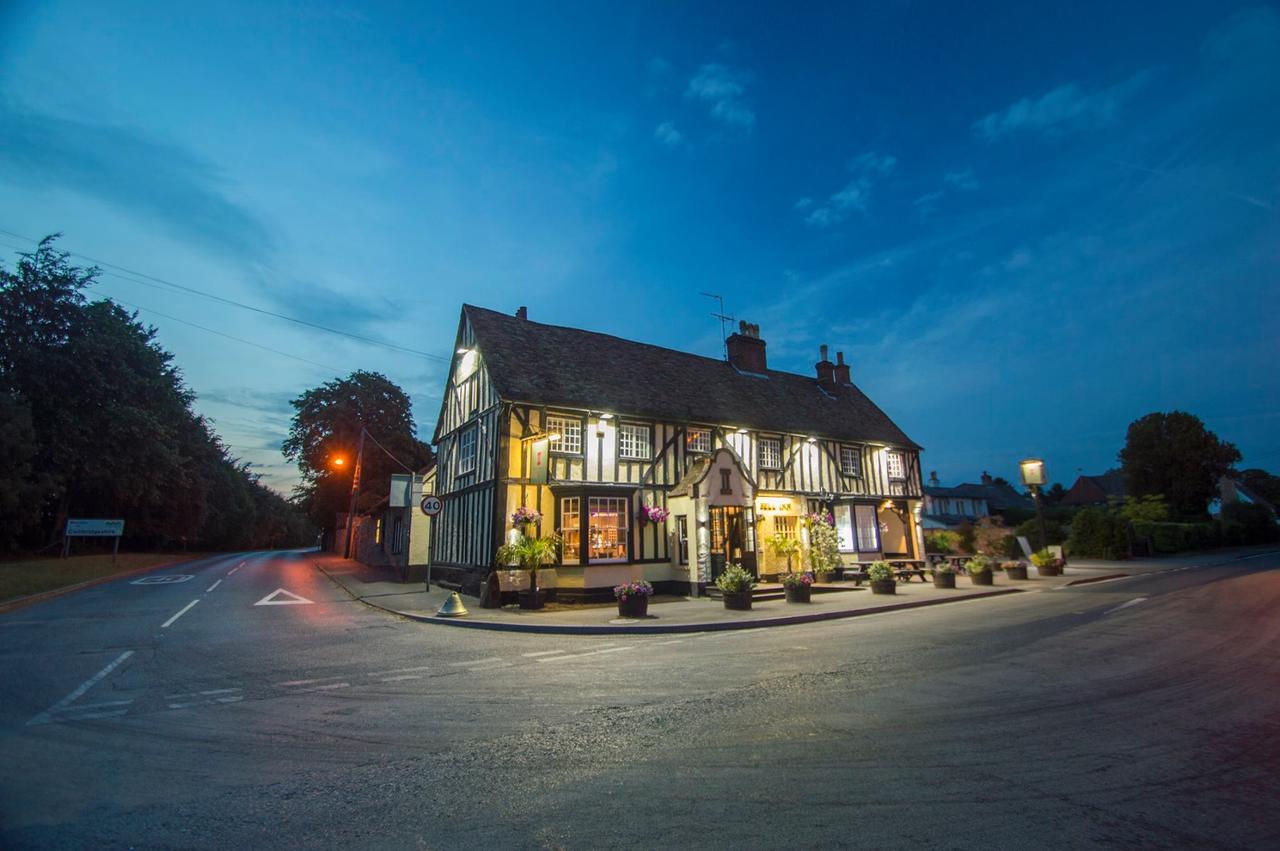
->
xmin=464 ymin=305 xmax=921 ymax=449
xmin=925 ymin=481 xmax=1033 ymax=511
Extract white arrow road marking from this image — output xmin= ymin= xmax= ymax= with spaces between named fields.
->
xmin=1105 ymin=596 xmax=1149 ymax=615
xmin=161 ymin=599 xmax=200 ymax=628
xmin=254 ymin=588 xmax=313 ymax=606
xmin=28 ymin=651 xmax=134 ymax=726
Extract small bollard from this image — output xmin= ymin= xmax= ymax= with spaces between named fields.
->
xmin=437 ymin=591 xmax=469 ymax=617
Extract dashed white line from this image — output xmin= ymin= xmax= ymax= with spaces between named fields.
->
xmin=448 ymin=657 xmax=504 ymax=667
xmin=27 ymin=651 xmax=135 ymax=726
xmin=228 ymin=564 xmax=242 ymax=576
xmin=648 ymin=639 xmax=685 ymax=646
xmin=522 ymin=650 xmax=568 ymax=658
xmin=168 ymin=696 xmax=244 ymax=709
xmin=278 ymin=676 xmax=345 ymax=687
xmin=368 ymin=665 xmax=433 ymax=677
xmin=536 ymin=646 xmax=634 ymax=663
xmin=1105 ymin=597 xmax=1149 ymax=615
xmin=161 ymin=599 xmax=200 ymax=628
xmin=291 ymin=682 xmax=350 ymax=693
xmin=206 ymin=579 xmax=222 ymax=592
xmin=165 ymin=687 xmax=241 ymax=699
xmin=380 ymin=674 xmax=423 ymax=682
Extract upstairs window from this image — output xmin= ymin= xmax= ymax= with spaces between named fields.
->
xmin=686 ymin=428 xmax=711 ymax=454
xmin=619 ymin=423 xmax=651 ymax=460
xmin=545 ymin=414 xmax=582 ymax=455
xmin=840 ymin=445 xmax=862 ymax=477
xmin=759 ymin=437 xmax=782 ymax=469
xmin=457 ymin=426 xmax=477 ymax=475
xmin=886 ymin=451 xmax=906 ymax=480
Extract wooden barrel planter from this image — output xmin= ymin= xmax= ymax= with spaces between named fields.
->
xmin=1036 ymin=565 xmax=1063 ymax=577
xmin=617 ymin=596 xmax=649 ymax=618
xmin=870 ymin=579 xmax=897 ymax=595
xmin=722 ymin=591 xmax=753 ymax=611
xmin=1005 ymin=565 xmax=1029 ymax=581
xmin=785 ymin=585 xmax=812 ymax=604
xmin=970 ymin=571 xmax=994 ymax=586
xmin=933 ymin=572 xmax=956 ymax=589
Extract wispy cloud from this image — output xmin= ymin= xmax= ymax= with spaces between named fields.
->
xmin=972 ymin=70 xmax=1153 ymax=141
xmin=685 ymin=63 xmax=755 ymax=129
xmin=801 ymin=152 xmax=898 ymax=227
xmin=0 ymin=98 xmax=272 ymax=261
xmin=943 ymin=167 xmax=980 ymax=191
xmin=653 ymin=121 xmax=683 ymax=148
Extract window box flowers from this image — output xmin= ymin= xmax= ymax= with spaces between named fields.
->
xmin=966 ymin=555 xmax=995 ymax=586
xmin=715 ymin=563 xmax=755 ymax=610
xmin=867 ymin=560 xmax=896 ymax=595
xmin=781 ymin=571 xmax=813 ymax=603
xmin=614 ymin=580 xmax=654 ymax=618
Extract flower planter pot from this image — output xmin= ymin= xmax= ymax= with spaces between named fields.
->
xmin=1005 ymin=565 xmax=1029 ymax=580
xmin=969 ymin=571 xmax=994 ymax=586
xmin=1036 ymin=565 xmax=1062 ymax=577
xmin=814 ymin=572 xmax=833 ymax=584
xmin=784 ymin=585 xmax=812 ymax=603
xmin=617 ymin=596 xmax=649 ymax=618
xmin=518 ymin=589 xmax=547 ymax=610
xmin=722 ymin=590 xmax=753 ymax=611
xmin=932 ymin=573 xmax=956 ymax=589
xmin=870 ymin=579 xmax=896 ymax=595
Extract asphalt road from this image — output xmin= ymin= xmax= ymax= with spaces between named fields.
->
xmin=1 ymin=549 xmax=1278 ymax=849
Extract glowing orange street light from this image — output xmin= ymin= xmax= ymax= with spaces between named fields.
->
xmin=332 ymin=456 xmax=347 ymax=468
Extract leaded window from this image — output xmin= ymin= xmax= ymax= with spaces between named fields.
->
xmin=840 ymin=445 xmax=862 ymax=477
xmin=886 ymin=451 xmax=906 ymax=480
xmin=546 ymin=414 xmax=582 ymax=455
xmin=457 ymin=426 xmax=477 ymax=475
xmin=619 ymin=423 xmax=651 ymax=460
xmin=759 ymin=437 xmax=782 ymax=469
xmin=686 ymin=428 xmax=711 ymax=454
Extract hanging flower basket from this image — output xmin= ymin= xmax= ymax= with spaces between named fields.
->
xmin=639 ymin=505 xmax=669 ymax=525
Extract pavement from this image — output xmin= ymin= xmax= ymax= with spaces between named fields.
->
xmin=1 ymin=546 xmax=1277 ymax=848
xmin=311 ymin=547 xmax=1266 ymax=633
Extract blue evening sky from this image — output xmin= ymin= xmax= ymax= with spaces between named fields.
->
xmin=2 ymin=1 xmax=1277 ymax=493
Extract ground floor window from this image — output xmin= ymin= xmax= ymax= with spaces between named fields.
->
xmin=855 ymin=504 xmax=880 ymax=551
xmin=834 ymin=504 xmax=854 ymax=551
xmin=676 ymin=515 xmax=688 ymax=565
xmin=588 ymin=496 xmax=628 ymax=562
xmin=559 ymin=497 xmax=582 ymax=564
xmin=774 ymin=515 xmax=797 ymax=539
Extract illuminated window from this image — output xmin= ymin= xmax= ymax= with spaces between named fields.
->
xmin=759 ymin=437 xmax=782 ymax=469
xmin=546 ymin=414 xmax=582 ymax=455
xmin=588 ymin=497 xmax=629 ymax=562
xmin=686 ymin=428 xmax=711 ymax=453
xmin=457 ymin=426 xmax=477 ymax=475
xmin=375 ymin=517 xmax=384 ymax=545
xmin=619 ymin=424 xmax=651 ymax=460
xmin=775 ymin=516 xmax=797 ymax=539
xmin=560 ymin=497 xmax=581 ymax=564
xmin=676 ymin=515 xmax=688 ymax=565
xmin=886 ymin=451 xmax=905 ymax=480
xmin=840 ymin=445 xmax=862 ymax=477
xmin=855 ymin=504 xmax=880 ymax=551
xmin=834 ymin=505 xmax=854 ymax=551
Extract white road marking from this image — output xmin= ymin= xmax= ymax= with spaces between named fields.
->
xmin=27 ymin=651 xmax=135 ymax=726
xmin=448 ymin=657 xmax=504 ymax=667
xmin=368 ymin=665 xmax=433 ymax=677
xmin=254 ymin=588 xmax=313 ymax=606
xmin=206 ymin=579 xmax=222 ymax=592
xmin=165 ymin=687 xmax=241 ymax=699
xmin=168 ymin=696 xmax=244 ymax=709
xmin=380 ymin=674 xmax=423 ymax=682
xmin=648 ymin=639 xmax=685 ymax=646
xmin=521 ymin=650 xmax=567 ymax=657
xmin=132 ymin=574 xmax=194 ymax=585
xmin=279 ymin=676 xmax=345 ymax=687
xmin=1105 ymin=597 xmax=1149 ymax=615
xmin=161 ymin=599 xmax=201 ymax=628
xmin=291 ymin=682 xmax=350 ymax=693
xmin=536 ymin=646 xmax=634 ymax=663
xmin=228 ymin=564 xmax=241 ymax=576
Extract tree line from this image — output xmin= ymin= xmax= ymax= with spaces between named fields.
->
xmin=0 ymin=236 xmax=315 ymax=555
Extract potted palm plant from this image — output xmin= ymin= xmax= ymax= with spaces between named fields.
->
xmin=1001 ymin=560 xmax=1029 ymax=580
xmin=1031 ymin=549 xmax=1065 ymax=577
xmin=614 ymin=580 xmax=653 ymax=617
xmin=867 ymin=560 xmax=896 ymax=595
xmin=781 ymin=571 xmax=813 ymax=603
xmin=715 ymin=563 xmax=755 ymax=610
xmin=930 ymin=561 xmax=957 ymax=589
xmin=495 ymin=532 xmax=560 ymax=610
xmin=966 ymin=555 xmax=995 ymax=586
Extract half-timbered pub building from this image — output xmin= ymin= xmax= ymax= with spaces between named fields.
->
xmin=430 ymin=304 xmax=925 ymax=600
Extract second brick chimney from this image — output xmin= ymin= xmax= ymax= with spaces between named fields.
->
xmin=834 ymin=351 xmax=851 ymax=385
xmin=726 ymin=321 xmax=767 ymax=373
xmin=815 ymin=344 xmax=836 ymax=391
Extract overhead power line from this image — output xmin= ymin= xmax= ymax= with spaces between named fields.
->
xmin=0 ymin=227 xmax=451 ymax=363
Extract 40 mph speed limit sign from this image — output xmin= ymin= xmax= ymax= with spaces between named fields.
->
xmin=420 ymin=495 xmax=443 ymax=517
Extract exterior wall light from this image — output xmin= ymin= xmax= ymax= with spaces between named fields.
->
xmin=1019 ymin=458 xmax=1046 ymax=486
xmin=736 ymin=427 xmax=749 ymax=435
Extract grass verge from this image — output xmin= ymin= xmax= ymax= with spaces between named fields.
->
xmin=0 ymin=553 xmax=206 ymax=603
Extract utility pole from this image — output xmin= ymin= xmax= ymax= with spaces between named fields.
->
xmin=343 ymin=428 xmax=366 ymax=559
xmin=700 ymin=292 xmax=735 ymax=360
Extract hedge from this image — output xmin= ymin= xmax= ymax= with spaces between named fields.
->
xmin=1068 ymin=507 xmax=1131 ymax=560
xmin=1130 ymin=521 xmax=1219 ymax=554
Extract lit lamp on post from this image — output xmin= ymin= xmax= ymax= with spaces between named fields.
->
xmin=1019 ymin=458 xmax=1048 ymax=553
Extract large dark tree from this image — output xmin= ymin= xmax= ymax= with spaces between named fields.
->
xmin=283 ymin=371 xmax=433 ymax=532
xmin=0 ymin=236 xmax=314 ymax=552
xmin=1118 ymin=411 xmax=1241 ymax=518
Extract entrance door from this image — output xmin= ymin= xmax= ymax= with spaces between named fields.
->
xmin=709 ymin=505 xmax=758 ymax=581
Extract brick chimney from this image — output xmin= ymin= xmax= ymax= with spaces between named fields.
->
xmin=981 ymin=471 xmax=993 ymax=485
xmin=929 ymin=471 xmax=940 ymax=487
xmin=833 ymin=351 xmax=851 ymax=385
xmin=726 ymin=321 xmax=767 ymax=373
xmin=516 ymin=306 xmax=528 ymax=320
xmin=815 ymin=344 xmax=836 ymax=390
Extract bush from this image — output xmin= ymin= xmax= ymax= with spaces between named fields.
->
xmin=965 ymin=555 xmax=994 ymax=574
xmin=924 ymin=530 xmax=960 ymax=554
xmin=954 ymin=522 xmax=976 ymax=554
xmin=1014 ymin=517 xmax=1067 ymax=548
xmin=715 ymin=563 xmax=755 ymax=593
xmin=973 ymin=517 xmax=1017 ymax=559
xmin=1131 ymin=521 xmax=1219 ymax=554
xmin=867 ymin=560 xmax=894 ymax=582
xmin=1219 ymin=502 xmax=1278 ymax=545
xmin=1069 ymin=507 xmax=1131 ymax=560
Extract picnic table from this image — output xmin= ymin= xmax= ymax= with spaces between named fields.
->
xmin=889 ymin=560 xmax=929 ymax=582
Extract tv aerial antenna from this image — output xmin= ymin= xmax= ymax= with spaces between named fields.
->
xmin=700 ymin=292 xmax=735 ymax=360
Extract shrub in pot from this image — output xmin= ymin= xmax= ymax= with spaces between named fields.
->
xmin=804 ymin=512 xmax=841 ymax=582
xmin=614 ymin=580 xmax=653 ymax=618
xmin=867 ymin=560 xmax=896 ymax=595
xmin=715 ymin=563 xmax=756 ymax=610
xmin=930 ymin=562 xmax=956 ymax=589
xmin=966 ymin=555 xmax=995 ymax=586
xmin=495 ymin=532 xmax=561 ymax=610
xmin=1002 ymin=560 xmax=1029 ymax=580
xmin=781 ymin=571 xmax=813 ymax=603
xmin=1030 ymin=549 xmax=1065 ymax=577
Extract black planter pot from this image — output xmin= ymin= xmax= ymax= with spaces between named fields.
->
xmin=784 ymin=585 xmax=812 ymax=603
xmin=1036 ymin=565 xmax=1062 ymax=577
xmin=933 ymin=572 xmax=956 ymax=589
xmin=870 ymin=579 xmax=896 ymax=595
xmin=722 ymin=590 xmax=753 ymax=611
xmin=1005 ymin=565 xmax=1029 ymax=580
xmin=617 ymin=595 xmax=649 ymax=618
xmin=518 ymin=590 xmax=547 ymax=610
xmin=814 ymin=572 xmax=834 ymax=584
xmin=969 ymin=571 xmax=994 ymax=586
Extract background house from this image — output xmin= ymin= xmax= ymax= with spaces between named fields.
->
xmin=922 ymin=471 xmax=1033 ymax=528
xmin=1061 ymin=470 xmax=1128 ymax=507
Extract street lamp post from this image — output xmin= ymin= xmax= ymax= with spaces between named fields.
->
xmin=1019 ymin=458 xmax=1048 ymax=554
xmin=343 ymin=428 xmax=367 ymax=559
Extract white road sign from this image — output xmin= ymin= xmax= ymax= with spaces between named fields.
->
xmin=420 ymin=495 xmax=442 ymax=517
xmin=66 ymin=518 xmax=125 ymax=537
